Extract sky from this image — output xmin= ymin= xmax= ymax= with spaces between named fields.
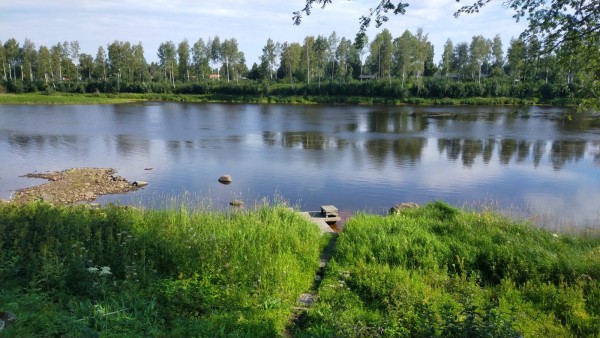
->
xmin=0 ymin=0 xmax=528 ymax=66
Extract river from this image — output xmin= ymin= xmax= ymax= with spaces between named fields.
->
xmin=1 ymin=103 xmax=599 ymax=228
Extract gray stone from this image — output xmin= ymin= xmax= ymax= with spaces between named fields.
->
xmin=132 ymin=181 xmax=148 ymax=187
xmin=218 ymin=175 xmax=232 ymax=184
xmin=229 ymin=199 xmax=244 ymax=207
xmin=389 ymin=202 xmax=419 ymax=215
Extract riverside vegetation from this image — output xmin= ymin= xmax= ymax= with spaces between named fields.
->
xmin=1 ymin=201 xmax=599 ymax=337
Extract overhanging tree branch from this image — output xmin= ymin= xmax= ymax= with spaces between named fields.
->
xmin=294 ymin=1 xmax=409 ymax=49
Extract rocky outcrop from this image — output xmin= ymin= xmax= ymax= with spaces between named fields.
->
xmin=13 ymin=168 xmax=147 ymax=205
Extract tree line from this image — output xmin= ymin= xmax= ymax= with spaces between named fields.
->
xmin=0 ymin=28 xmax=592 ymax=100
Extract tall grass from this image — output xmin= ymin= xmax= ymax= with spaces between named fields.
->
xmin=0 ymin=201 xmax=329 ymax=337
xmin=293 ymin=202 xmax=600 ymax=337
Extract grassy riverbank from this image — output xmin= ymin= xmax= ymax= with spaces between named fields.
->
xmin=0 ymin=201 xmax=329 ymax=337
xmin=292 ymin=202 xmax=600 ymax=337
xmin=1 ymin=201 xmax=599 ymax=337
xmin=0 ymin=92 xmax=571 ymax=106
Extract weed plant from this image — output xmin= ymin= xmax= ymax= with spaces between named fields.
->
xmin=293 ymin=202 xmax=600 ymax=337
xmin=0 ymin=201 xmax=328 ymax=337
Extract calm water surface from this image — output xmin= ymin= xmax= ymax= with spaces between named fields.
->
xmin=1 ymin=103 xmax=599 ymax=228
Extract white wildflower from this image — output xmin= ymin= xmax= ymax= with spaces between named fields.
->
xmin=87 ymin=267 xmax=99 ymax=273
xmin=99 ymin=266 xmax=112 ymax=276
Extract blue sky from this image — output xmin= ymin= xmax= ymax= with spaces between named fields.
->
xmin=0 ymin=0 xmax=527 ymax=66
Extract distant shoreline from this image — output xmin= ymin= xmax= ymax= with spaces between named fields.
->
xmin=0 ymin=92 xmax=572 ymax=106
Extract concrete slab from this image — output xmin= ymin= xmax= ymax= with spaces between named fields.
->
xmin=299 ymin=211 xmax=335 ymax=233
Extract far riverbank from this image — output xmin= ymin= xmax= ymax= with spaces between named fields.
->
xmin=0 ymin=92 xmax=573 ymax=106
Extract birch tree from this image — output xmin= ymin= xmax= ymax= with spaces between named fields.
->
xmin=440 ymin=38 xmax=453 ymax=76
xmin=22 ymin=39 xmax=37 ymax=81
xmin=157 ymin=41 xmax=177 ymax=87
xmin=469 ymin=35 xmax=490 ymax=83
xmin=178 ymin=39 xmax=191 ymax=82
xmin=192 ymin=38 xmax=210 ymax=80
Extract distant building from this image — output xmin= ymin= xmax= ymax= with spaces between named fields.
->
xmin=209 ymin=74 xmax=220 ymax=80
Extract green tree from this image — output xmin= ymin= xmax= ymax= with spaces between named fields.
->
xmin=93 ymin=46 xmax=107 ymax=81
xmin=452 ymin=42 xmax=469 ymax=80
xmin=279 ymin=42 xmax=302 ymax=83
xmin=192 ymin=38 xmax=210 ymax=80
xmin=489 ymin=34 xmax=504 ymax=76
xmin=157 ymin=41 xmax=177 ymax=87
xmin=313 ymin=35 xmax=329 ymax=86
xmin=69 ymin=41 xmax=80 ymax=81
xmin=335 ymin=37 xmax=353 ymax=81
xmin=50 ymin=43 xmax=64 ymax=82
xmin=412 ymin=28 xmax=431 ymax=87
xmin=4 ymin=38 xmax=20 ymax=81
xmin=220 ymin=38 xmax=242 ymax=82
xmin=327 ymin=31 xmax=339 ymax=80
xmin=0 ymin=41 xmax=6 ymax=80
xmin=440 ymin=38 xmax=454 ymax=76
xmin=392 ymin=29 xmax=414 ymax=87
xmin=354 ymin=34 xmax=369 ymax=77
xmin=260 ymin=38 xmax=279 ymax=80
xmin=178 ymin=39 xmax=190 ymax=82
xmin=132 ymin=42 xmax=148 ymax=83
xmin=37 ymin=45 xmax=52 ymax=84
xmin=367 ymin=28 xmax=393 ymax=81
xmin=506 ymin=38 xmax=526 ymax=82
xmin=469 ymin=35 xmax=490 ymax=83
xmin=107 ymin=40 xmax=135 ymax=84
xmin=524 ymin=35 xmax=541 ymax=82
xmin=78 ymin=53 xmax=94 ymax=80
xmin=21 ymin=38 xmax=37 ymax=81
xmin=210 ymin=36 xmax=221 ymax=76
xmin=301 ymin=36 xmax=315 ymax=84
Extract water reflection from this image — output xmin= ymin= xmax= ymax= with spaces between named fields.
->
xmin=6 ymin=128 xmax=596 ymax=171
xmin=550 ymin=140 xmax=587 ymax=170
xmin=1 ymin=103 xmax=599 ymax=227
xmin=367 ymin=111 xmax=428 ymax=133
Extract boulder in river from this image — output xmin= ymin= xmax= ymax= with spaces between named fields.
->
xmin=230 ymin=199 xmax=244 ymax=207
xmin=389 ymin=202 xmax=419 ymax=215
xmin=218 ymin=175 xmax=233 ymax=184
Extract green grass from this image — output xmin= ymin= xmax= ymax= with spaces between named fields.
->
xmin=0 ymin=201 xmax=329 ymax=337
xmin=2 ymin=200 xmax=599 ymax=337
xmin=0 ymin=93 xmax=147 ymax=104
xmin=0 ymin=92 xmax=573 ymax=106
xmin=292 ymin=202 xmax=600 ymax=337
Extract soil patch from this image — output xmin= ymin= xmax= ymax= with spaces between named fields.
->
xmin=12 ymin=167 xmax=143 ymax=204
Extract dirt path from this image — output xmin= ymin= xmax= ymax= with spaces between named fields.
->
xmin=12 ymin=167 xmax=145 ymax=204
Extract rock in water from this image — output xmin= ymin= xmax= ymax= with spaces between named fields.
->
xmin=218 ymin=175 xmax=232 ymax=184
xmin=389 ymin=202 xmax=419 ymax=215
xmin=132 ymin=181 xmax=148 ymax=187
xmin=230 ymin=199 xmax=244 ymax=207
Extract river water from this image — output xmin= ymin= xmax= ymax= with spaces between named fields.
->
xmin=1 ymin=103 xmax=599 ymax=228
